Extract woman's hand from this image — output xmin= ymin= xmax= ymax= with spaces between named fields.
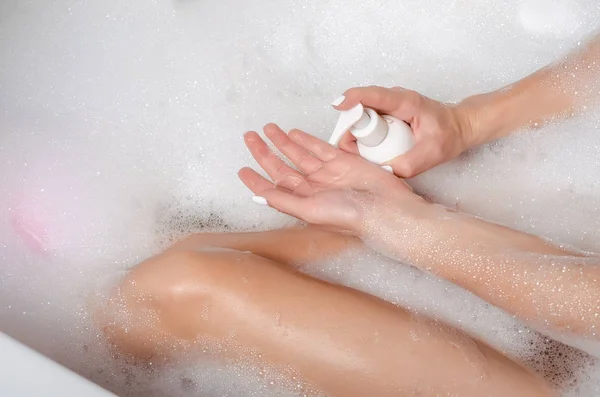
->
xmin=334 ymin=86 xmax=476 ymax=178
xmin=239 ymin=123 xmax=420 ymax=233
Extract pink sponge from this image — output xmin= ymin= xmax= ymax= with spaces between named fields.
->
xmin=10 ymin=204 xmax=50 ymax=256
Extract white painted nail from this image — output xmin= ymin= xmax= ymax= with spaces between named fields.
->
xmin=252 ymin=196 xmax=268 ymax=206
xmin=381 ymin=165 xmax=394 ymax=173
xmin=331 ymin=95 xmax=346 ymax=107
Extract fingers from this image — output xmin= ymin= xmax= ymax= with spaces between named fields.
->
xmin=335 ymin=86 xmax=397 ymax=113
xmin=386 ymin=142 xmax=442 ymax=178
xmin=287 ymin=129 xmax=339 ymax=162
xmin=243 ymin=130 xmax=304 ymax=189
xmin=337 ymin=132 xmax=359 ymax=154
xmin=238 ymin=168 xmax=316 ymax=222
xmin=239 ymin=165 xmax=314 ymax=197
xmin=263 ymin=123 xmax=323 ymax=174
xmin=333 ymin=86 xmax=419 ymax=122
xmin=237 ymin=167 xmax=273 ymax=194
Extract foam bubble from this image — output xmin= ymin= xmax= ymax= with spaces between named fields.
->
xmin=518 ymin=0 xmax=590 ymax=38
xmin=1 ymin=0 xmax=600 ymax=395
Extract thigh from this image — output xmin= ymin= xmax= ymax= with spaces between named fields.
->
xmin=168 ymin=226 xmax=361 ymax=267
xmin=102 ymin=248 xmax=554 ymax=397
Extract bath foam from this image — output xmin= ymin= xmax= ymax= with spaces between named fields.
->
xmin=303 ymin=248 xmax=599 ymax=393
xmin=517 ymin=0 xmax=593 ymax=38
xmin=1 ymin=0 xmax=600 ymax=395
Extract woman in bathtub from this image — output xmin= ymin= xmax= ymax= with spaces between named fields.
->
xmin=99 ymin=35 xmax=600 ymax=396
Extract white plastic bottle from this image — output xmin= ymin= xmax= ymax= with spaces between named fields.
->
xmin=328 ymin=103 xmax=415 ymax=164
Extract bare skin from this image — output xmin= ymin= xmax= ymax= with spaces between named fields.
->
xmin=102 ymin=227 xmax=554 ymax=397
xmin=97 ymin=129 xmax=577 ymax=397
xmin=461 ymin=33 xmax=600 ymax=145
xmin=335 ymin=33 xmax=600 ymax=177
xmin=98 ymin=35 xmax=600 ymax=393
xmin=241 ymin=124 xmax=600 ymax=340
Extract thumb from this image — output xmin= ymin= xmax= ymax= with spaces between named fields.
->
xmin=338 ymin=132 xmax=359 ymax=154
xmin=387 ymin=142 xmax=442 ymax=178
xmin=254 ymin=189 xmax=360 ymax=231
xmin=254 ymin=189 xmax=317 ymax=223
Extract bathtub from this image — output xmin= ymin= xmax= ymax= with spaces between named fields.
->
xmin=0 ymin=332 xmax=115 ymax=397
xmin=2 ymin=0 xmax=600 ymax=395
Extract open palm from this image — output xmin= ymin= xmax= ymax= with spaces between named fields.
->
xmin=238 ymin=123 xmax=412 ymax=232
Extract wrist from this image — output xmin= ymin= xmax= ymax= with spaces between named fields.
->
xmin=457 ymin=90 xmax=514 ymax=148
xmin=356 ymin=193 xmax=436 ymax=249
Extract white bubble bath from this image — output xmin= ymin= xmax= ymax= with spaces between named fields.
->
xmin=1 ymin=0 xmax=600 ymax=395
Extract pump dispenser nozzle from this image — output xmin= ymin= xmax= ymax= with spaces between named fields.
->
xmin=328 ymin=103 xmax=390 ymax=147
xmin=329 ymin=102 xmax=416 ymax=165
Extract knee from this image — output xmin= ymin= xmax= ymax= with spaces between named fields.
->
xmin=100 ymin=249 xmax=221 ymax=359
xmin=124 ymin=249 xmax=215 ymax=302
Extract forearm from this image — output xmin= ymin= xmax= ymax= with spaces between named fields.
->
xmin=461 ymin=33 xmax=600 ymax=145
xmin=362 ymin=198 xmax=600 ymax=338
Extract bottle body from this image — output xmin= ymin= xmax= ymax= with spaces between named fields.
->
xmin=356 ymin=115 xmax=415 ymax=164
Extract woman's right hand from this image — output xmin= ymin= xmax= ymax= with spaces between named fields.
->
xmin=333 ymin=86 xmax=478 ymax=178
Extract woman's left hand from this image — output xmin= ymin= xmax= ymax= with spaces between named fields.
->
xmin=239 ymin=123 xmax=419 ymax=233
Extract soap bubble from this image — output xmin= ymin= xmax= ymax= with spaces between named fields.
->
xmin=517 ymin=0 xmax=592 ymax=38
xmin=1 ymin=0 xmax=600 ymax=395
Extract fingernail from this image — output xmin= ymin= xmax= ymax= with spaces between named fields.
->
xmin=381 ymin=165 xmax=394 ymax=173
xmin=331 ymin=95 xmax=346 ymax=107
xmin=252 ymin=196 xmax=268 ymax=206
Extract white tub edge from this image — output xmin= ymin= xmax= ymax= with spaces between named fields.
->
xmin=0 ymin=332 xmax=116 ymax=396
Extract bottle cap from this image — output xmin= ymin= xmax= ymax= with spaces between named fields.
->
xmin=329 ymin=103 xmax=389 ymax=147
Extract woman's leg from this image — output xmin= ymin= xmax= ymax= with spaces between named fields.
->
xmin=100 ymin=229 xmax=554 ymax=397
xmin=166 ymin=225 xmax=361 ymax=266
